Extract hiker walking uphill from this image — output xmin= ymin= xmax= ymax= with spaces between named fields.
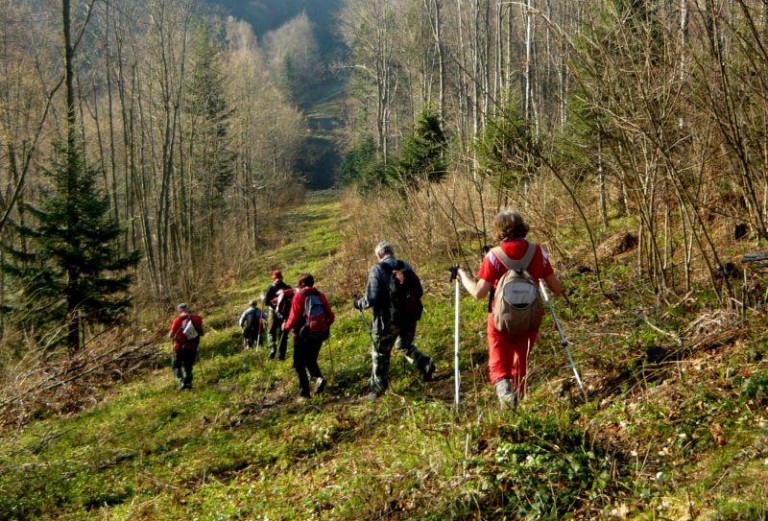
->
xmin=239 ymin=299 xmax=266 ymax=349
xmin=264 ymin=270 xmax=292 ymax=360
xmin=354 ymin=241 xmax=436 ymax=399
xmin=282 ymin=273 xmax=335 ymax=400
xmin=169 ymin=303 xmax=205 ymax=390
xmin=457 ymin=211 xmax=564 ymax=409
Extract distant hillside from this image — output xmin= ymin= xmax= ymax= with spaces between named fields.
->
xmin=209 ymin=0 xmax=346 ymax=189
xmin=210 ymin=0 xmax=344 ymax=57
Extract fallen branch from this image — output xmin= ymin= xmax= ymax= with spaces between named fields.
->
xmin=0 ymin=340 xmax=162 ymax=412
xmin=629 ymin=311 xmax=684 ymax=346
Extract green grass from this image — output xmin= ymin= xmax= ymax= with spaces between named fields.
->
xmin=1 ymin=192 xmax=768 ymax=519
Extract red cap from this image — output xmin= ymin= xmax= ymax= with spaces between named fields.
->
xmin=272 ymin=270 xmax=283 ymax=279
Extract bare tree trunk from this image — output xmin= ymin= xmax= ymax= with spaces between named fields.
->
xmin=104 ymin=3 xmax=121 ymax=232
xmin=524 ymin=0 xmax=533 ymax=124
xmin=63 ymin=0 xmax=81 ymax=351
xmin=424 ymin=0 xmax=446 ymax=119
xmin=598 ymin=133 xmax=607 ymax=228
xmin=456 ymin=0 xmax=469 ymax=147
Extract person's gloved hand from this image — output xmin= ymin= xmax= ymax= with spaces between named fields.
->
xmin=353 ymin=298 xmax=364 ymax=311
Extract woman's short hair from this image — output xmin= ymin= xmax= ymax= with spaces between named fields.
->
xmin=374 ymin=241 xmax=395 ymax=258
xmin=494 ymin=211 xmax=529 ymax=241
xmin=296 ymin=273 xmax=315 ymax=288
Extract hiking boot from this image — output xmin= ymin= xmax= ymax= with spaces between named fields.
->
xmin=315 ymin=377 xmax=327 ymax=394
xmin=499 ymin=392 xmax=517 ymax=410
xmin=268 ymin=347 xmax=277 ymax=359
xmin=494 ymin=379 xmax=520 ymax=410
xmin=177 ymin=380 xmax=186 ymax=391
xmin=421 ymin=360 xmax=436 ymax=381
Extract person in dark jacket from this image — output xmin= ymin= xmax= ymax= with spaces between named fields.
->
xmin=283 ymin=273 xmax=335 ymax=399
xmin=169 ymin=303 xmax=205 ymax=390
xmin=263 ymin=270 xmax=291 ymax=359
xmin=239 ymin=299 xmax=266 ymax=349
xmin=354 ymin=241 xmax=435 ymax=399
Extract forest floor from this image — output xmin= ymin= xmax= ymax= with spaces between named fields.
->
xmin=1 ymin=192 xmax=768 ymax=520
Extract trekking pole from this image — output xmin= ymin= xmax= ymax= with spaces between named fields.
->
xmin=254 ymin=302 xmax=264 ymax=349
xmin=196 ymin=346 xmax=205 ymax=382
xmin=449 ymin=265 xmax=460 ymax=408
xmin=355 ymin=305 xmax=378 ymax=372
xmin=326 ymin=334 xmax=336 ymax=384
xmin=357 ymin=309 xmax=375 ymax=342
xmin=538 ymin=280 xmax=585 ymax=392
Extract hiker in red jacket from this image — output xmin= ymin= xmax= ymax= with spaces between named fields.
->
xmin=283 ymin=273 xmax=335 ymax=400
xmin=457 ymin=211 xmax=564 ymax=408
xmin=169 ymin=303 xmax=205 ymax=390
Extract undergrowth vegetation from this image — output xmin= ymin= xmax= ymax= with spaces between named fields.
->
xmin=1 ymin=192 xmax=767 ymax=520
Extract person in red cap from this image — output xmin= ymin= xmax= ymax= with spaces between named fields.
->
xmin=263 ymin=270 xmax=292 ymax=359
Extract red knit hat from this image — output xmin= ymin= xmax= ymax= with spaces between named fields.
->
xmin=272 ymin=270 xmax=283 ymax=279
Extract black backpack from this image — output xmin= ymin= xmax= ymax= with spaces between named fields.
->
xmin=244 ymin=310 xmax=260 ymax=333
xmin=383 ymin=260 xmax=424 ymax=325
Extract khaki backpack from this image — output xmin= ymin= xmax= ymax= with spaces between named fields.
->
xmin=491 ymin=243 xmax=544 ymax=334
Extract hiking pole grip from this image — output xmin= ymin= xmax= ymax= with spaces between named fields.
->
xmin=538 ymin=280 xmax=585 ymax=392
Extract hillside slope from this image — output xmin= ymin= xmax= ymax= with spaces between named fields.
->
xmin=1 ymin=193 xmax=768 ymax=520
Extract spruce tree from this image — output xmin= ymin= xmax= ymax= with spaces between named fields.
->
xmin=339 ymin=136 xmax=388 ymax=193
xmin=394 ymin=108 xmax=448 ymax=190
xmin=2 ymin=141 xmax=140 ymax=351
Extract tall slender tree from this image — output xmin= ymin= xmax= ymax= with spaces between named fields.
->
xmin=0 ymin=0 xmax=139 ymax=351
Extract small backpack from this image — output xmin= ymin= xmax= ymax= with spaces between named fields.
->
xmin=275 ymin=288 xmax=295 ymax=319
xmin=491 ymin=243 xmax=544 ymax=334
xmin=300 ymin=291 xmax=331 ymax=339
xmin=244 ymin=310 xmax=259 ymax=333
xmin=384 ymin=260 xmax=424 ymax=325
xmin=182 ymin=316 xmax=199 ymax=340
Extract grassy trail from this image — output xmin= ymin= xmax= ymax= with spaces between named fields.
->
xmin=4 ymin=193 xmax=768 ymax=520
xmin=0 ymin=193 xmax=498 ymax=520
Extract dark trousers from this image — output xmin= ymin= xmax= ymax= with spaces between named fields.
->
xmin=173 ymin=348 xmax=197 ymax=387
xmin=243 ymin=326 xmax=263 ymax=348
xmin=268 ymin=313 xmax=288 ymax=359
xmin=370 ymin=321 xmax=431 ymax=394
xmin=293 ymin=335 xmax=324 ymax=397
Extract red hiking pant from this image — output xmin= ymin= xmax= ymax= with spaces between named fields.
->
xmin=486 ymin=314 xmax=538 ymax=395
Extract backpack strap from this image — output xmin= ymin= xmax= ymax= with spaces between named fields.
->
xmin=491 ymin=243 xmax=537 ymax=273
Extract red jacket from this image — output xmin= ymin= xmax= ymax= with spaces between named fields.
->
xmin=169 ymin=313 xmax=205 ymax=350
xmin=283 ymin=287 xmax=335 ymax=332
